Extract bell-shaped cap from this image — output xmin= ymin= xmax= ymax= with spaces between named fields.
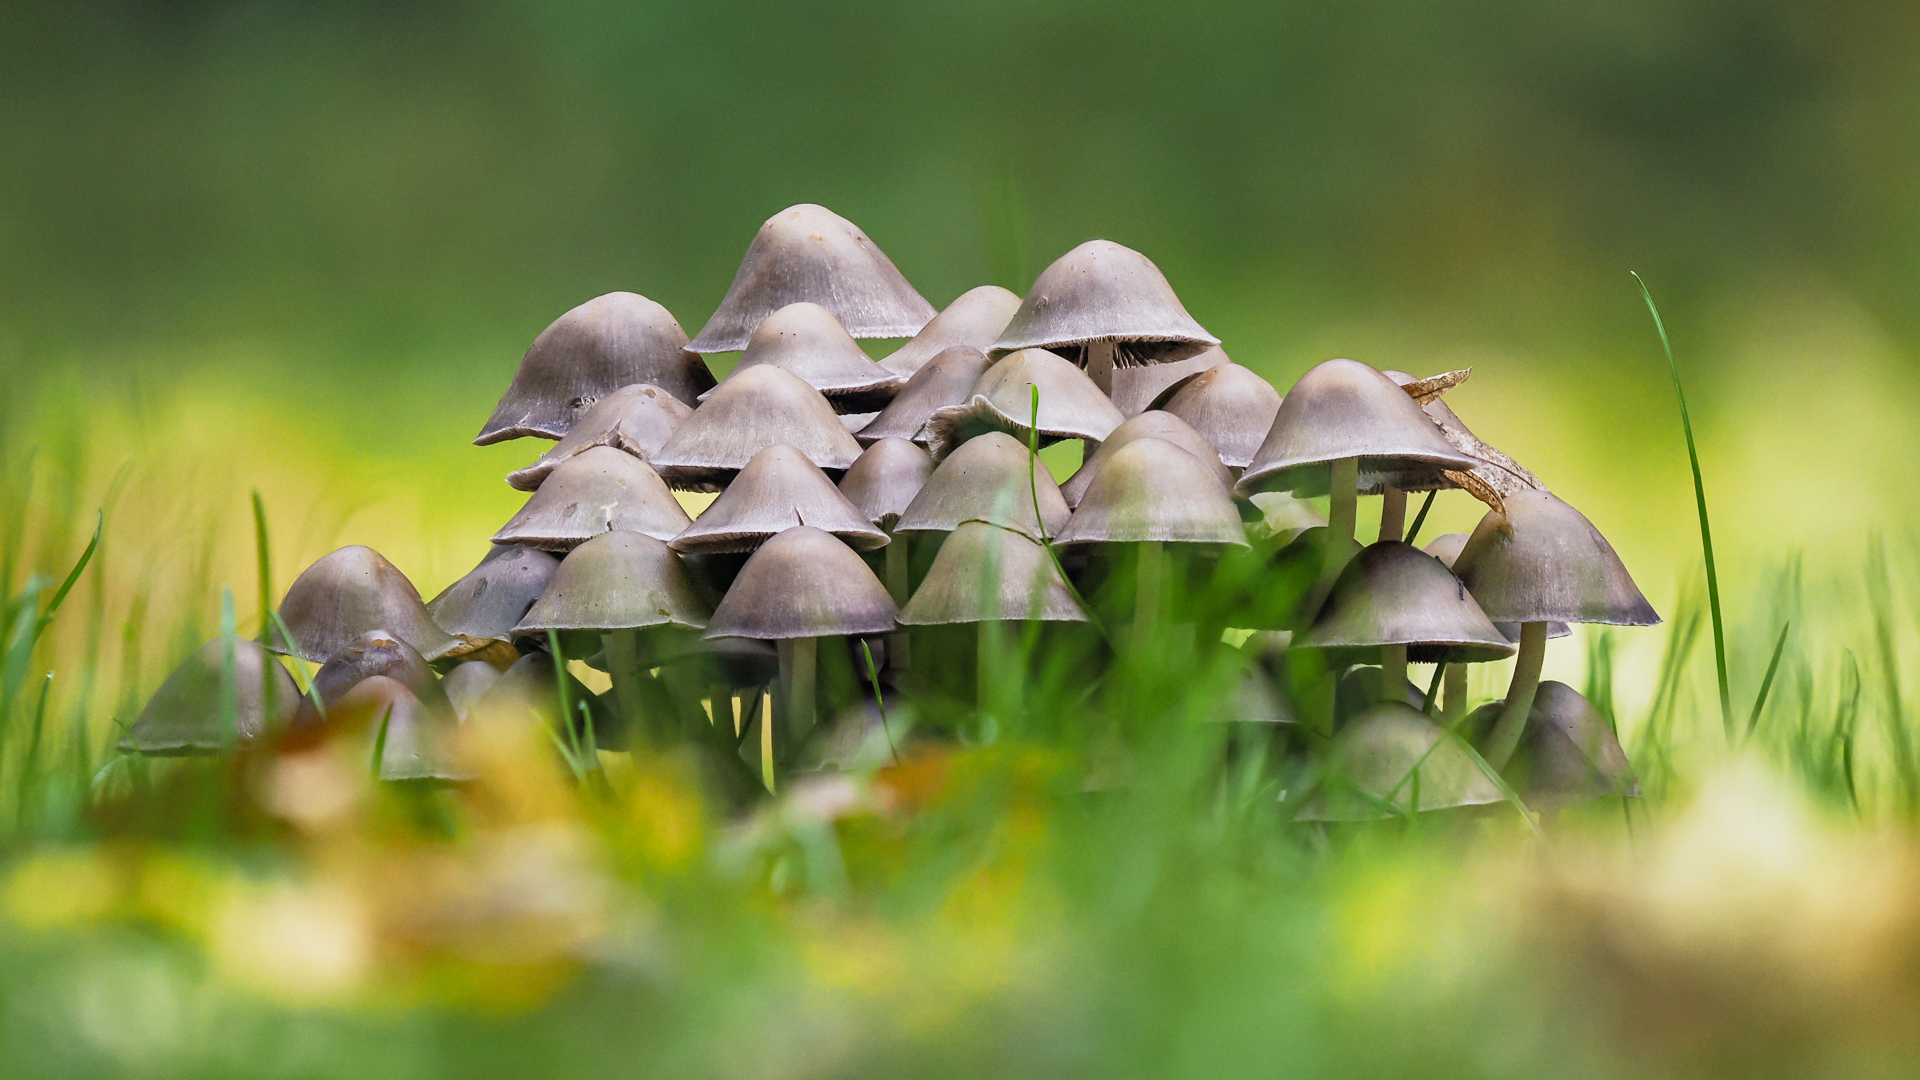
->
xmin=894 ymin=431 xmax=1070 ymax=540
xmin=476 ymin=292 xmax=713 ymax=444
xmin=1236 ymin=359 xmax=1479 ymax=497
xmin=1453 ymin=490 xmax=1660 ymax=627
xmin=468 ymin=650 xmax=618 ymax=748
xmin=1295 ymin=542 xmax=1515 ymax=664
xmin=687 ymin=204 xmax=935 ymax=353
xmin=1060 ymin=410 xmax=1232 ymax=507
xmin=880 ymin=286 xmax=1022 ymax=376
xmin=1055 ymin=438 xmax=1249 ymax=548
xmin=514 ymin=530 xmax=710 ymax=633
xmin=119 ymin=638 xmax=302 ymax=754
xmin=1294 ymin=703 xmax=1505 ymax=820
xmin=427 ymin=545 xmax=560 ymax=650
xmin=1504 ymin=681 xmax=1639 ymax=809
xmin=927 ymin=348 xmax=1126 ymax=457
xmin=1154 ymin=363 xmax=1285 ymax=470
xmin=857 ymin=346 xmax=994 ymax=447
xmin=704 ymin=526 xmax=897 ymax=640
xmin=309 ymin=630 xmax=447 ymax=711
xmin=652 ymin=364 xmax=863 ymax=489
xmin=898 ymin=521 xmax=1087 ymax=625
xmin=1110 ymin=345 xmax=1228 ymax=418
xmin=271 ymin=546 xmax=460 ymax=663
xmin=992 ymin=240 xmax=1218 ymax=364
xmin=491 ymin=445 xmax=691 ymax=550
xmin=441 ymin=660 xmax=502 ymax=723
xmin=328 ymin=675 xmax=469 ymax=782
xmin=708 ymin=302 xmax=904 ymax=413
xmin=671 ymin=444 xmax=887 ymax=553
xmin=505 ymin=384 xmax=691 ymax=491
xmin=1423 ymin=534 xmax=1569 ymax=640
xmin=838 ymin=437 xmax=933 ymax=530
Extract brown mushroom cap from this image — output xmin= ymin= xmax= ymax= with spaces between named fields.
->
xmin=1109 ymin=345 xmax=1229 ymax=418
xmin=514 ymin=530 xmax=711 ymax=633
xmin=687 ymin=204 xmax=935 ymax=354
xmin=1059 ymin=410 xmax=1232 ymax=508
xmin=1294 ymin=702 xmax=1504 ymax=820
xmin=308 ymin=629 xmax=449 ymax=712
xmin=879 ymin=286 xmax=1022 ymax=377
xmin=704 ymin=526 xmax=898 ymax=641
xmin=491 ymin=445 xmax=692 ymax=550
xmin=1154 ymin=362 xmax=1285 ymax=470
xmin=270 ymin=546 xmax=460 ymax=663
xmin=894 ymin=431 xmax=1070 ymax=540
xmin=992 ymin=240 xmax=1218 ymax=365
xmin=707 ymin=302 xmax=904 ymax=413
xmin=1504 ymin=681 xmax=1640 ymax=809
xmin=898 ymin=521 xmax=1087 ymax=625
xmin=1235 ymin=359 xmax=1479 ymax=498
xmin=1295 ymin=542 xmax=1516 ymax=664
xmin=856 ymin=346 xmax=995 ymax=447
xmin=505 ymin=384 xmax=692 ymax=492
xmin=1054 ymin=437 xmax=1249 ymax=548
xmin=1453 ymin=490 xmax=1660 ymax=627
xmin=475 ymin=292 xmax=714 ymax=445
xmin=427 ymin=545 xmax=561 ymax=650
xmin=838 ymin=437 xmax=934 ymax=531
xmin=652 ymin=364 xmax=864 ymax=489
xmin=671 ymin=444 xmax=888 ymax=554
xmin=926 ymin=348 xmax=1125 ymax=457
xmin=441 ymin=660 xmax=503 ymax=723
xmin=119 ymin=638 xmax=302 ymax=754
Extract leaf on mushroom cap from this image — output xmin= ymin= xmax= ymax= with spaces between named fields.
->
xmin=671 ymin=444 xmax=888 ymax=554
xmin=491 ymin=445 xmax=692 ymax=550
xmin=898 ymin=521 xmax=1088 ymax=625
xmin=879 ymin=285 xmax=1023 ymax=377
xmin=857 ymin=346 xmax=995 ymax=447
xmin=1152 ymin=363 xmax=1285 ymax=470
xmin=1054 ymin=437 xmax=1249 ymax=548
xmin=119 ymin=637 xmax=302 ymax=754
xmin=838 ymin=437 xmax=934 ymax=531
xmin=1060 ymin=410 xmax=1232 ymax=508
xmin=505 ymin=384 xmax=692 ymax=492
xmin=992 ymin=240 xmax=1218 ymax=366
xmin=269 ymin=545 xmax=460 ymax=663
xmin=652 ymin=364 xmax=863 ymax=489
xmin=705 ymin=302 xmax=904 ymax=413
xmin=427 ymin=545 xmax=560 ymax=651
xmin=926 ymin=348 xmax=1125 ymax=458
xmin=1382 ymin=369 xmax=1545 ymax=500
xmin=704 ymin=526 xmax=898 ymax=641
xmin=687 ymin=204 xmax=936 ymax=354
xmin=1453 ymin=490 xmax=1661 ymax=627
xmin=894 ymin=431 xmax=1070 ymax=541
xmin=1503 ymin=681 xmax=1640 ymax=809
xmin=1295 ymin=541 xmax=1516 ymax=664
xmin=513 ymin=530 xmax=711 ymax=633
xmin=1109 ymin=345 xmax=1229 ymax=418
xmin=1293 ymin=703 xmax=1505 ymax=820
xmin=475 ymin=292 xmax=714 ymax=445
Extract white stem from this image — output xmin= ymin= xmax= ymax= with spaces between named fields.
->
xmin=1087 ymin=340 xmax=1117 ymax=395
xmin=1378 ymin=485 xmax=1406 ymax=543
xmin=1328 ymin=457 xmax=1358 ymax=543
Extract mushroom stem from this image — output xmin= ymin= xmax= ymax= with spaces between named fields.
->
xmin=1380 ymin=644 xmax=1408 ymax=704
xmin=1378 ymin=485 xmax=1406 ymax=543
xmin=1328 ymin=457 xmax=1359 ymax=543
xmin=1133 ymin=540 xmax=1165 ymax=650
xmin=1086 ymin=340 xmax=1118 ymax=395
xmin=1442 ymin=664 xmax=1467 ymax=723
xmin=786 ymin=636 xmax=817 ymax=751
xmin=1484 ymin=621 xmax=1548 ymax=769
xmin=885 ymin=534 xmax=912 ymax=671
xmin=977 ymin=620 xmax=995 ymax=719
xmin=602 ymin=630 xmax=649 ymax=744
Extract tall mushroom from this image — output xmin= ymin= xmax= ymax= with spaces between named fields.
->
xmin=879 ymin=286 xmax=1022 ymax=377
xmin=704 ymin=302 xmax=904 ymax=414
xmin=1058 ymin=410 xmax=1232 ymax=509
xmin=894 ymin=431 xmax=1070 ymax=541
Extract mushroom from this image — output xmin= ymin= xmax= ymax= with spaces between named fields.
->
xmin=1453 ymin=490 xmax=1660 ymax=769
xmin=426 ymin=544 xmax=559 ymax=661
xmin=651 ymin=365 xmax=863 ymax=490
xmin=894 ymin=431 xmax=1070 ymax=541
xmin=332 ymin=675 xmax=468 ymax=782
xmin=687 ymin=204 xmax=935 ymax=354
xmin=879 ymin=286 xmax=1022 ymax=377
xmin=490 ymin=445 xmax=692 ymax=550
xmin=118 ymin=637 xmax=302 ymax=754
xmin=1467 ymin=681 xmax=1638 ymax=811
xmin=926 ymin=348 xmax=1125 ymax=459
xmin=1058 ymin=410 xmax=1232 ymax=508
xmin=856 ymin=346 xmax=995 ymax=448
xmin=475 ymin=292 xmax=714 ymax=444
xmin=505 ymin=384 xmax=692 ymax=491
xmin=704 ymin=302 xmax=904 ymax=414
xmin=1293 ymin=702 xmax=1504 ymax=820
xmin=441 ymin=660 xmax=503 ymax=723
xmin=671 ymin=444 xmax=888 ymax=554
xmin=270 ymin=546 xmax=460 ymax=663
xmin=467 ymin=649 xmax=618 ymax=753
xmin=1151 ymin=362 xmax=1284 ymax=471
xmin=1109 ymin=345 xmax=1228 ymax=418
xmin=838 ymin=438 xmax=935 ymax=660
xmin=1377 ymin=368 xmax=1544 ymax=543
xmin=303 ymin=629 xmax=453 ymax=721
xmin=1423 ymin=532 xmax=1565 ymax=721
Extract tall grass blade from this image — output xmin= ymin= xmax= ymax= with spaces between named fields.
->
xmin=369 ymin=704 xmax=392 ymax=782
xmin=17 ymin=672 xmax=52 ymax=831
xmin=1867 ymin=536 xmax=1916 ymax=818
xmin=252 ymin=491 xmax=274 ymax=635
xmin=860 ymin=640 xmax=900 ymax=766
xmin=1746 ymin=621 xmax=1791 ymax=739
xmin=1405 ymin=490 xmax=1437 ymax=546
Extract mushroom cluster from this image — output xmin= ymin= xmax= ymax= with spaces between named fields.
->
xmin=123 ymin=203 xmax=1658 ymax=820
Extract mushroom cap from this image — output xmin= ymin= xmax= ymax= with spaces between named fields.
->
xmin=1453 ymin=490 xmax=1660 ymax=626
xmin=656 ymin=635 xmax=781 ymax=687
xmin=671 ymin=443 xmax=888 ymax=553
xmin=309 ymin=629 xmax=448 ymax=711
xmin=119 ymin=638 xmax=302 ymax=754
xmin=1294 ymin=702 xmax=1505 ymax=820
xmin=1295 ymin=542 xmax=1516 ymax=664
xmin=1505 ymin=681 xmax=1640 ymax=809
xmin=1246 ymin=491 xmax=1327 ymax=543
xmin=1384 ymin=371 xmax=1545 ymax=499
xmin=992 ymin=240 xmax=1218 ymax=364
xmin=857 ymin=346 xmax=995 ymax=447
xmin=1055 ymin=437 xmax=1250 ymax=548
xmin=333 ymin=675 xmax=469 ymax=782
xmin=1260 ymin=526 xmax=1365 ymax=631
xmin=271 ymin=546 xmax=460 ymax=663
xmin=707 ymin=302 xmax=904 ymax=413
xmin=1235 ymin=359 xmax=1479 ymax=497
xmin=652 ymin=364 xmax=864 ymax=489
xmin=475 ymin=292 xmax=713 ymax=445
xmin=894 ymin=430 xmax=1070 ymax=540
xmin=441 ymin=660 xmax=503 ymax=723
xmin=1109 ymin=345 xmax=1229 ymax=418
xmin=491 ymin=445 xmax=692 ymax=550
xmin=838 ymin=437 xmax=934 ymax=530
xmin=926 ymin=348 xmax=1126 ymax=457
xmin=468 ymin=650 xmax=619 ymax=748
xmin=427 ymin=545 xmax=561 ymax=649
xmin=514 ymin=530 xmax=711 ymax=633
xmin=1419 ymin=539 xmax=1571 ymax=639
xmin=898 ymin=521 xmax=1088 ymax=626
xmin=1059 ymin=410 xmax=1232 ymax=508
xmin=505 ymin=384 xmax=691 ymax=492
xmin=704 ymin=526 xmax=898 ymax=641
xmin=1155 ymin=363 xmax=1285 ymax=470
xmin=880 ymin=285 xmax=1023 ymax=377
xmin=687 ymin=204 xmax=936 ymax=354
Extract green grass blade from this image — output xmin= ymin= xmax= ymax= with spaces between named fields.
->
xmin=1404 ymin=490 xmax=1437 ymax=546
xmin=1745 ymin=621 xmax=1791 ymax=739
xmin=252 ymin=491 xmax=274 ymax=636
xmin=860 ymin=640 xmax=900 ymax=766
xmin=369 ymin=704 xmax=392 ymax=782
xmin=39 ymin=511 xmax=101 ymax=629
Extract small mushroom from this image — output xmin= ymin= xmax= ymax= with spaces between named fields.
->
xmin=1491 ymin=681 xmax=1639 ymax=810
xmin=894 ymin=431 xmax=1070 ymax=541
xmin=671 ymin=444 xmax=888 ymax=554
xmin=333 ymin=675 xmax=469 ymax=782
xmin=441 ymin=661 xmax=503 ymax=723
xmin=1109 ymin=345 xmax=1228 ymax=418
xmin=426 ymin=544 xmax=560 ymax=656
xmin=838 ymin=438 xmax=934 ymax=535
xmin=1152 ymin=362 xmax=1284 ymax=470
xmin=490 ymin=445 xmax=692 ymax=550
xmin=1058 ymin=410 xmax=1232 ymax=508
xmin=879 ymin=285 xmax=1022 ymax=377
xmin=1420 ymin=531 xmax=1562 ymax=721
xmin=1054 ymin=437 xmax=1247 ymax=549
xmin=505 ymin=384 xmax=692 ymax=491
xmin=270 ymin=546 xmax=460 ymax=663
xmin=926 ymin=348 xmax=1125 ymax=458
xmin=118 ymin=638 xmax=302 ymax=754
xmin=1293 ymin=702 xmax=1504 ymax=820
xmin=305 ymin=630 xmax=450 ymax=717
xmin=857 ymin=346 xmax=995 ymax=447
xmin=705 ymin=302 xmax=904 ymax=414
xmin=652 ymin=364 xmax=864 ymax=489
xmin=898 ymin=521 xmax=1087 ymax=626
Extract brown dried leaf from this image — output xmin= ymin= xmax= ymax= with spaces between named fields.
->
xmin=1400 ymin=368 xmax=1472 ymax=405
xmin=1444 ymin=469 xmax=1506 ymax=517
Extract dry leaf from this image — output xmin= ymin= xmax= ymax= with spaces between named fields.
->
xmin=1400 ymin=368 xmax=1472 ymax=405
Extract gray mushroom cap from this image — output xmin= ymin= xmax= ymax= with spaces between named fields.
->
xmin=856 ymin=346 xmax=995 ymax=447
xmin=1109 ymin=345 xmax=1228 ymax=418
xmin=992 ymin=240 xmax=1218 ymax=365
xmin=1059 ymin=410 xmax=1232 ymax=508
xmin=330 ymin=675 xmax=469 ymax=782
xmin=427 ymin=545 xmax=561 ymax=650
xmin=898 ymin=521 xmax=1087 ymax=626
xmin=1453 ymin=490 xmax=1660 ymax=627
xmin=505 ymin=384 xmax=692 ymax=492
xmin=894 ymin=431 xmax=1070 ymax=541
xmin=926 ymin=348 xmax=1126 ymax=458
xmin=1235 ymin=359 xmax=1479 ymax=498
xmin=1293 ymin=702 xmax=1505 ymax=820
xmin=491 ymin=445 xmax=693 ymax=550
xmin=1295 ymin=541 xmax=1516 ymax=664
xmin=671 ymin=443 xmax=888 ymax=554
xmin=687 ymin=204 xmax=936 ymax=354
xmin=879 ymin=286 xmax=1022 ymax=377
xmin=706 ymin=302 xmax=904 ymax=413
xmin=1383 ymin=370 xmax=1545 ymax=499
xmin=1154 ymin=362 xmax=1285 ymax=470
xmin=1422 ymin=534 xmax=1569 ymax=641
xmin=704 ymin=526 xmax=898 ymax=641
xmin=1054 ymin=437 xmax=1249 ymax=548
xmin=652 ymin=364 xmax=864 ymax=489
xmin=514 ymin=530 xmax=711 ymax=633
xmin=119 ymin=637 xmax=302 ymax=754
xmin=475 ymin=292 xmax=713 ymax=445
xmin=1503 ymin=680 xmax=1640 ymax=809
xmin=441 ymin=660 xmax=503 ymax=723
xmin=270 ymin=545 xmax=460 ymax=663
xmin=838 ymin=437 xmax=934 ymax=531
xmin=309 ymin=629 xmax=450 ymax=713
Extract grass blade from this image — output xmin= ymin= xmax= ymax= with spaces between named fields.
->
xmin=1746 ymin=621 xmax=1791 ymax=739
xmin=252 ymin=491 xmax=274 ymax=636
xmin=1405 ymin=490 xmax=1437 ymax=546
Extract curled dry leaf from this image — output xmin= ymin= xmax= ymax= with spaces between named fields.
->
xmin=1443 ymin=469 xmax=1507 ymax=517
xmin=1399 ymin=368 xmax=1472 ymax=406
